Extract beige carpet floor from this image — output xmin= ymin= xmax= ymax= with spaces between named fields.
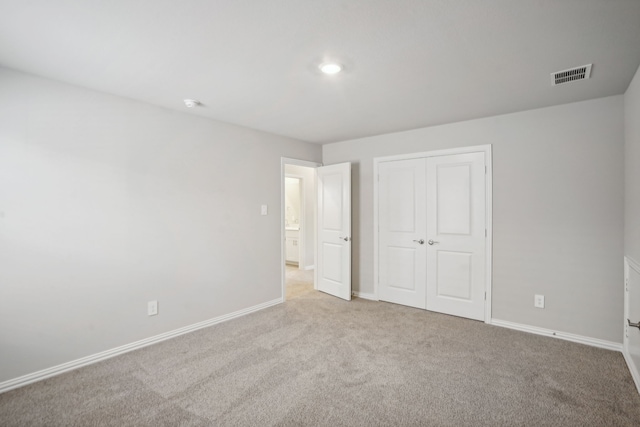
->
xmin=285 ymin=264 xmax=314 ymax=300
xmin=1 ymin=286 xmax=640 ymax=426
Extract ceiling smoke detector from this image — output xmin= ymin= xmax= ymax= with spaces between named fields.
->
xmin=551 ymin=64 xmax=592 ymax=86
xmin=184 ymin=99 xmax=200 ymax=108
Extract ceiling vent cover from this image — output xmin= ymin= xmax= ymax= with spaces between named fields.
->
xmin=551 ymin=64 xmax=592 ymax=85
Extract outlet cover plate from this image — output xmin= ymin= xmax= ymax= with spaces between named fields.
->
xmin=148 ymin=300 xmax=158 ymax=316
xmin=534 ymin=294 xmax=545 ymax=309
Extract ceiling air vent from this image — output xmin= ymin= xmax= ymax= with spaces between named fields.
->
xmin=551 ymin=64 xmax=592 ymax=86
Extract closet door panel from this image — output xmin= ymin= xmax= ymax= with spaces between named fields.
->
xmin=378 ymin=159 xmax=427 ymax=309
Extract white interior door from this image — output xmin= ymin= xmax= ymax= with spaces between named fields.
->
xmin=426 ymin=152 xmax=486 ymax=321
xmin=378 ymin=159 xmax=427 ymax=309
xmin=317 ymin=162 xmax=351 ymax=300
xmin=624 ymin=258 xmax=640 ymax=393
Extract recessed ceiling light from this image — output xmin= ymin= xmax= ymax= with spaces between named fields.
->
xmin=319 ymin=63 xmax=343 ymax=75
xmin=184 ymin=99 xmax=200 ymax=108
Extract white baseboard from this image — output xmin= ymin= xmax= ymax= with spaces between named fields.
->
xmin=0 ymin=298 xmax=282 ymax=394
xmin=490 ymin=319 xmax=622 ymax=352
xmin=352 ymin=291 xmax=378 ymax=301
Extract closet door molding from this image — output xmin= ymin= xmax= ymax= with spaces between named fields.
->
xmin=373 ymin=144 xmax=493 ymax=324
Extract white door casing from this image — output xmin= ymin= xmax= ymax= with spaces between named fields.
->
xmin=624 ymin=257 xmax=640 ymax=394
xmin=317 ymin=162 xmax=351 ymax=300
xmin=426 ymin=152 xmax=486 ymax=321
xmin=378 ymin=158 xmax=427 ymax=309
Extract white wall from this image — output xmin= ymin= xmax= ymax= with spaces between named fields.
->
xmin=626 ymin=65 xmax=640 ymax=265
xmin=0 ymin=67 xmax=321 ymax=383
xmin=285 ymin=164 xmax=316 ymax=269
xmin=323 ymin=96 xmax=624 ymax=343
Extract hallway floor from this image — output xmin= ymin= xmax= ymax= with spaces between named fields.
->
xmin=285 ymin=265 xmax=314 ymax=300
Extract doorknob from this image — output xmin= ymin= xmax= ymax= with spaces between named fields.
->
xmin=428 ymin=240 xmax=439 ymax=245
xmin=413 ymin=239 xmax=425 ymax=245
xmin=339 ymin=236 xmax=350 ymax=242
xmin=628 ymin=319 xmax=640 ymax=330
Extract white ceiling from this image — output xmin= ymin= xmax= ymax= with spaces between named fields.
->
xmin=1 ymin=1 xmax=639 ymax=144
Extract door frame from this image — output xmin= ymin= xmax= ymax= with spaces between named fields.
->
xmin=373 ymin=144 xmax=493 ymax=323
xmin=281 ymin=157 xmax=321 ymax=302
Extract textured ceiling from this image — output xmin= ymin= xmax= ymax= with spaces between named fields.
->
xmin=1 ymin=0 xmax=639 ymax=144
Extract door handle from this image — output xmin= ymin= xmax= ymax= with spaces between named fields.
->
xmin=413 ymin=239 xmax=425 ymax=245
xmin=628 ymin=319 xmax=640 ymax=330
xmin=339 ymin=236 xmax=350 ymax=242
xmin=428 ymin=240 xmax=439 ymax=245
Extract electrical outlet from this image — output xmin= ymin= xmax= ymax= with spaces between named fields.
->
xmin=148 ymin=300 xmax=158 ymax=316
xmin=261 ymin=204 xmax=268 ymax=215
xmin=534 ymin=294 xmax=545 ymax=309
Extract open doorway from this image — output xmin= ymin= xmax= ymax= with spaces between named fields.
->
xmin=284 ymin=175 xmax=313 ymax=299
xmin=281 ymin=158 xmax=320 ymax=301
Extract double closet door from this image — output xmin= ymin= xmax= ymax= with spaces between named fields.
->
xmin=378 ymin=152 xmax=487 ymax=321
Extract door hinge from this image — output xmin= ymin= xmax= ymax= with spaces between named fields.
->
xmin=485 ymin=229 xmax=487 ymax=237
xmin=485 ymin=166 xmax=487 ymax=174
xmin=484 ymin=292 xmax=487 ymax=301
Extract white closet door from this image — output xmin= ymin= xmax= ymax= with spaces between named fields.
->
xmin=378 ymin=159 xmax=427 ymax=309
xmin=426 ymin=152 xmax=486 ymax=321
xmin=624 ymin=259 xmax=640 ymax=394
xmin=316 ymin=162 xmax=351 ymax=301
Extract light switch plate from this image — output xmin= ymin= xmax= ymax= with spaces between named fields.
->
xmin=148 ymin=300 xmax=158 ymax=316
xmin=261 ymin=205 xmax=268 ymax=215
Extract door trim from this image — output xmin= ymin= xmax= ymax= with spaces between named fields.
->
xmin=373 ymin=144 xmax=493 ymax=323
xmin=623 ymin=256 xmax=640 ymax=394
xmin=281 ymin=157 xmax=321 ymax=302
